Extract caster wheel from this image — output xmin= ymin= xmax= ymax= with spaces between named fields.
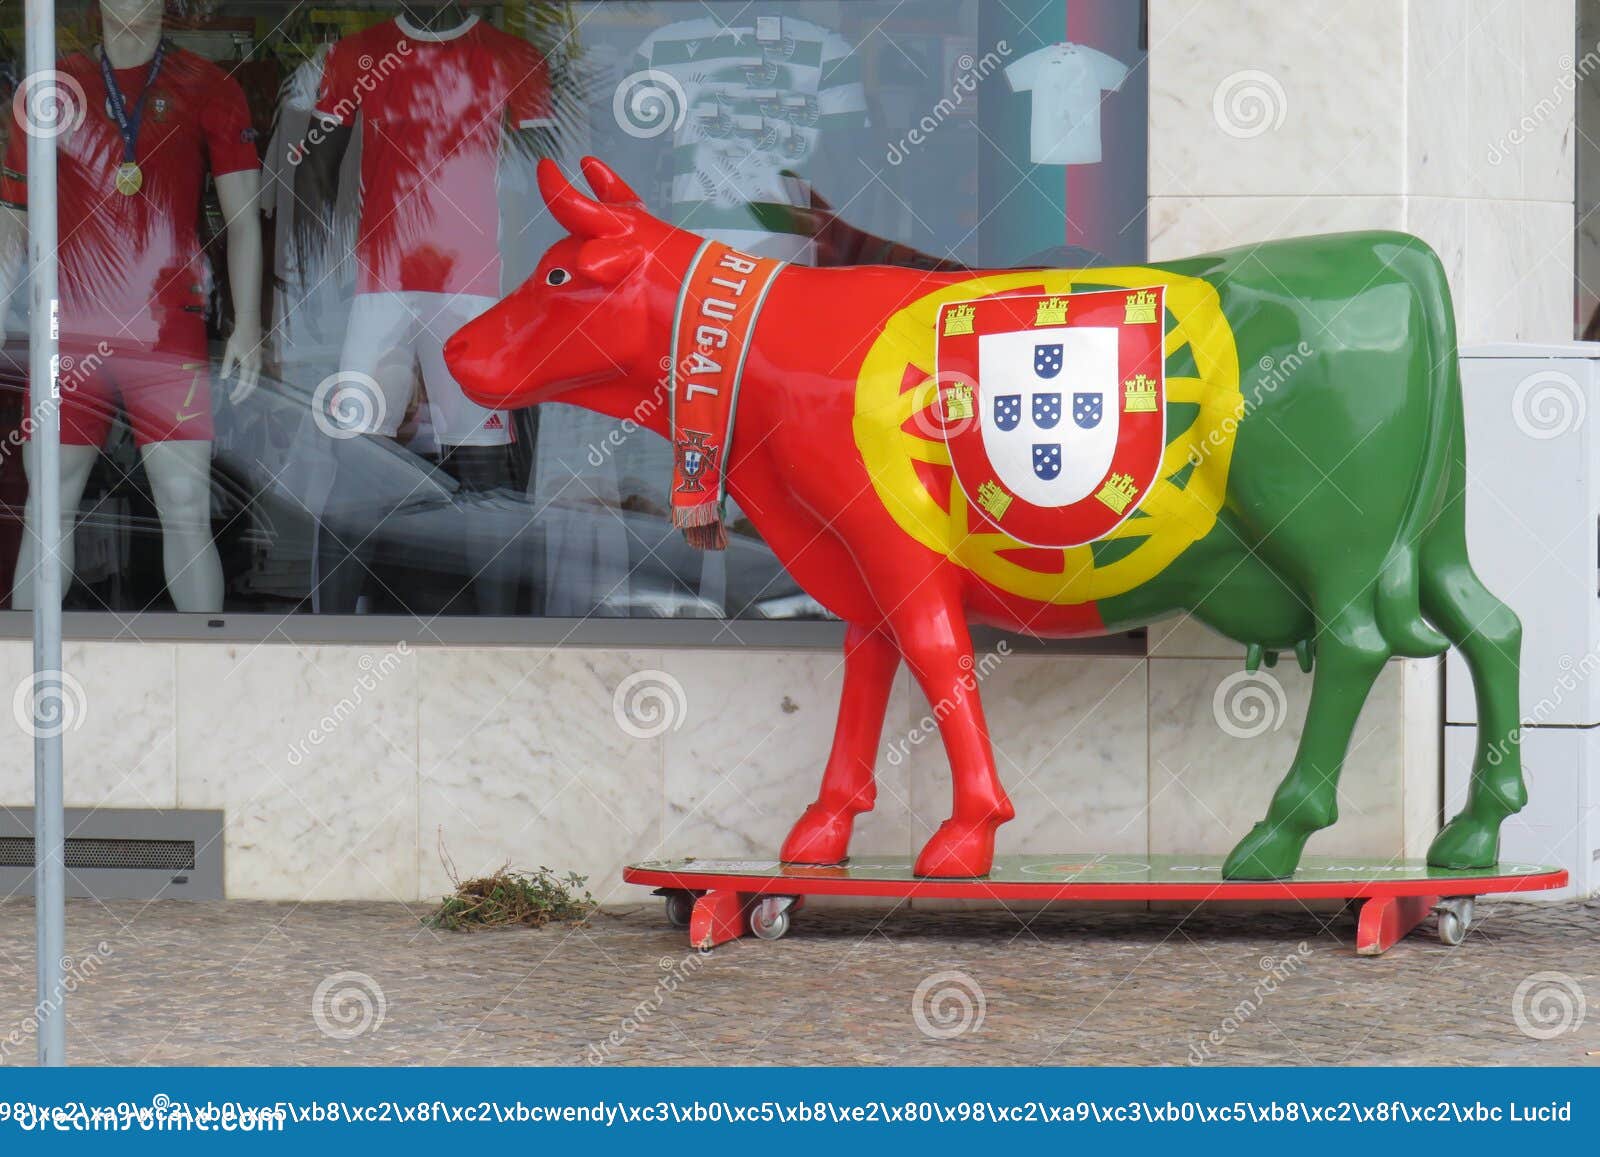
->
xmin=748 ymin=897 xmax=794 ymax=941
xmin=1436 ymin=897 xmax=1474 ymax=946
xmin=663 ymin=890 xmax=696 ymax=929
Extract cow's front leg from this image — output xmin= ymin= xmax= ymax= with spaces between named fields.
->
xmin=781 ymin=623 xmax=900 ymax=864
xmin=897 ymin=609 xmax=1014 ymax=878
xmin=1222 ymin=608 xmax=1389 ymax=880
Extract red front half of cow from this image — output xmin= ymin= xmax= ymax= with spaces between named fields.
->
xmin=936 ymin=287 xmax=1166 ymax=548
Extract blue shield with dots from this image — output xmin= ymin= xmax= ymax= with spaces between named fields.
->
xmin=1032 ymin=393 xmax=1062 ymax=430
xmin=1073 ymin=392 xmax=1103 ymax=429
xmin=1032 ymin=444 xmax=1062 ymax=481
xmin=993 ymin=394 xmax=1022 ymax=432
xmin=1034 ymin=344 xmax=1063 ymax=379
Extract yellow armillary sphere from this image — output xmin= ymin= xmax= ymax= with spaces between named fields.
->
xmin=854 ymin=267 xmax=1244 ymax=604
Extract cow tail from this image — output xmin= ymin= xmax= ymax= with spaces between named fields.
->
xmin=1372 ymin=237 xmax=1455 ymax=659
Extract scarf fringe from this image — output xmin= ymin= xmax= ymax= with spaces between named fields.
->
xmin=673 ymin=502 xmax=728 ymax=551
xmin=683 ymin=522 xmax=728 ymax=551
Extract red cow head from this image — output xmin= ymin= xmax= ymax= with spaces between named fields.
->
xmin=444 ymin=157 xmax=696 ymax=411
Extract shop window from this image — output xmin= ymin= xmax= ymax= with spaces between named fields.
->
xmin=0 ymin=1 xmax=1147 ymax=630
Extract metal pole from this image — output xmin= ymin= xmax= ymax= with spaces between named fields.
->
xmin=23 ymin=0 xmax=66 ymax=1067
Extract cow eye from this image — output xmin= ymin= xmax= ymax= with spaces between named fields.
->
xmin=545 ymin=267 xmax=571 ymax=286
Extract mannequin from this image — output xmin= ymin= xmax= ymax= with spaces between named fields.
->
xmin=1 ymin=0 xmax=262 ymax=613
xmin=295 ymin=2 xmax=554 ymax=614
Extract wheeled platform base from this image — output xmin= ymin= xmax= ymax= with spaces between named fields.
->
xmin=625 ymin=855 xmax=1565 ymax=954
xmin=659 ymin=888 xmax=804 ymax=948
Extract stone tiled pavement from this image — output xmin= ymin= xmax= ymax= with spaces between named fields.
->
xmin=0 ymin=897 xmax=1597 ymax=1066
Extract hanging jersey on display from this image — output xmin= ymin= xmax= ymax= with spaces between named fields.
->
xmin=314 ymin=15 xmax=554 ymax=298
xmin=1004 ymin=42 xmax=1128 ymax=166
xmin=625 ymin=15 xmax=865 ymax=259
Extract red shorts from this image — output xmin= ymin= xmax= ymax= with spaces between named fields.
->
xmin=30 ymin=324 xmax=215 ymax=447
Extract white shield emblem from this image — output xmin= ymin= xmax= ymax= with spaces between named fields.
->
xmin=977 ymin=326 xmax=1120 ymax=509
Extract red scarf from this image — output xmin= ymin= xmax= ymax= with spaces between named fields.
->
xmin=668 ymin=240 xmax=785 ymax=550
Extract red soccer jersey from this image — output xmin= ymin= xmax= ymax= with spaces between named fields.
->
xmin=315 ymin=15 xmax=553 ymax=297
xmin=1 ymin=46 xmax=260 ymax=346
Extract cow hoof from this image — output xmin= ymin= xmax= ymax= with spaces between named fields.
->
xmin=1427 ymin=816 xmax=1500 ymax=870
xmin=780 ymin=803 xmax=855 ymax=865
xmin=914 ymin=820 xmax=997 ymax=878
xmin=1221 ymin=822 xmax=1307 ymax=880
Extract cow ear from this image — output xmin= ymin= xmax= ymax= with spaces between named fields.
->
xmin=577 ymin=238 xmax=641 ymax=285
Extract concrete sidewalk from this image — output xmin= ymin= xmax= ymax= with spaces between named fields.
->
xmin=0 ymin=898 xmax=1596 ymax=1066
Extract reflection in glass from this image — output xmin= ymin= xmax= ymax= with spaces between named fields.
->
xmin=0 ymin=1 xmax=1145 ymax=624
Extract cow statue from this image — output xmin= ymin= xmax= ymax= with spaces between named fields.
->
xmin=443 ymin=156 xmax=1525 ymax=881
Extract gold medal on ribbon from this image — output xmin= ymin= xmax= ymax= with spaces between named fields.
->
xmin=101 ymin=39 xmax=166 ymax=200
xmin=114 ymin=161 xmax=143 ymax=196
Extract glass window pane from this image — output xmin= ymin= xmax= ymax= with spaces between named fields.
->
xmin=0 ymin=1 xmax=1146 ymax=628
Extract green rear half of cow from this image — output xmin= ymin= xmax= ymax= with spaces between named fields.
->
xmin=1084 ymin=231 xmax=1526 ymax=879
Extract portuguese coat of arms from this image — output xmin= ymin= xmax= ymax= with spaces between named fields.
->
xmin=936 ymin=287 xmax=1167 ymax=547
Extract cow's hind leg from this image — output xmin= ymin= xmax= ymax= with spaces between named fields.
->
xmin=781 ymin=623 xmax=900 ymax=864
xmin=1223 ymin=601 xmax=1390 ymax=879
xmin=1419 ymin=537 xmax=1526 ymax=868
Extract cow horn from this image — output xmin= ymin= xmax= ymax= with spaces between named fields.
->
xmin=538 ymin=158 xmax=627 ymax=238
xmin=580 ymin=156 xmax=645 ymax=207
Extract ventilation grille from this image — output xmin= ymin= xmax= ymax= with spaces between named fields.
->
xmin=0 ymin=836 xmax=196 ymax=872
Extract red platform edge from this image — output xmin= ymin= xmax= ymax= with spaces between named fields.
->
xmin=622 ymin=864 xmax=1568 ymax=903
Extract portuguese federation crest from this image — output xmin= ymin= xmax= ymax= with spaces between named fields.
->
xmin=674 ymin=429 xmax=719 ymax=493
xmin=936 ymin=288 xmax=1166 ymax=547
